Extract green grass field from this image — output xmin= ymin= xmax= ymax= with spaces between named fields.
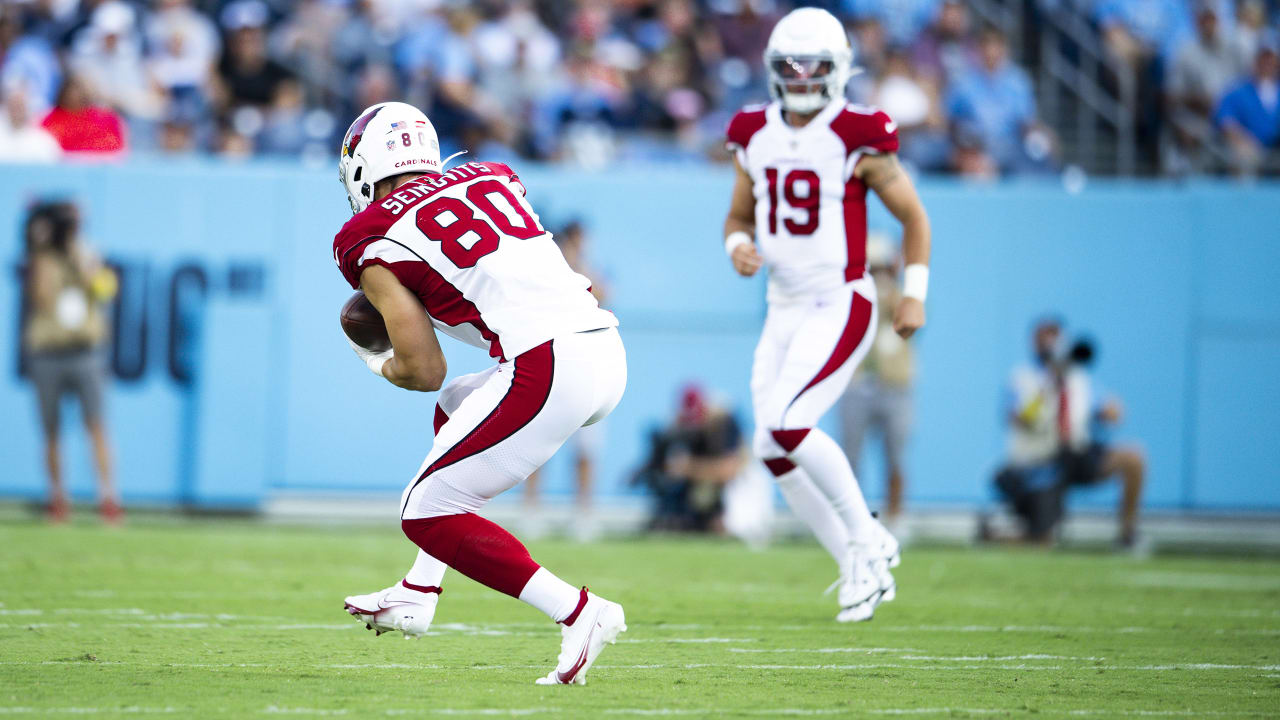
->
xmin=2 ymin=518 xmax=1278 ymax=718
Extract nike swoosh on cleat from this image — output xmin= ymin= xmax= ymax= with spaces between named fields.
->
xmin=556 ymin=625 xmax=595 ymax=684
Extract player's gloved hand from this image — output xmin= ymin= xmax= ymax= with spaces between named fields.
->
xmin=892 ymin=297 xmax=925 ymax=339
xmin=347 ymin=336 xmax=393 ymax=377
xmin=730 ymin=242 xmax=764 ymax=277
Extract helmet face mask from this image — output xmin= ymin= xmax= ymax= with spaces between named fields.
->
xmin=338 ymin=102 xmax=442 ymax=215
xmin=764 ymin=8 xmax=856 ymax=114
xmin=766 ymin=52 xmax=840 ymax=113
xmin=339 ymin=154 xmax=373 ymax=214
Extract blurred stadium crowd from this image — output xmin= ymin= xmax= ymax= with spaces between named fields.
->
xmin=0 ymin=0 xmax=1276 ymax=175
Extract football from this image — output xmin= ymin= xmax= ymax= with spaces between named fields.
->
xmin=340 ymin=291 xmax=391 ymax=352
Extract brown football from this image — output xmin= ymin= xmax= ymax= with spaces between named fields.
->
xmin=340 ymin=291 xmax=391 ymax=352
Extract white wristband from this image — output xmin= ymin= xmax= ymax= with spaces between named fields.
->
xmin=347 ymin=335 xmax=393 ymax=378
xmin=724 ymin=231 xmax=752 ymax=257
xmin=902 ymin=263 xmax=929 ymax=302
xmin=366 ymin=353 xmax=390 ymax=377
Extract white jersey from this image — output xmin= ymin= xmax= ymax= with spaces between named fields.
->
xmin=334 ymin=161 xmax=617 ymax=361
xmin=726 ymin=100 xmax=899 ymax=304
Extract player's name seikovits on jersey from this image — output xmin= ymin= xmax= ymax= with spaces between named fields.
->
xmin=379 ymin=162 xmax=505 ymax=216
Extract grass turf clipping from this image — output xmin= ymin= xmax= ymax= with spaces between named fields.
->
xmin=1 ymin=520 xmax=1278 ymax=718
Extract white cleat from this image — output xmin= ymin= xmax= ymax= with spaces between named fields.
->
xmin=871 ymin=520 xmax=900 ymax=603
xmin=874 ymin=518 xmax=902 ymax=569
xmin=343 ymin=581 xmax=439 ymax=639
xmin=534 ymin=590 xmax=626 ymax=686
xmin=836 ymin=544 xmax=886 ymax=623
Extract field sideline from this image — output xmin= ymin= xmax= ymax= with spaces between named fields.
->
xmin=1 ymin=519 xmax=1278 ymax=718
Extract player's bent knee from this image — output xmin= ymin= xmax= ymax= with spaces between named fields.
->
xmin=762 ymin=456 xmax=797 ymax=477
xmin=769 ymin=428 xmax=811 ymax=454
xmin=753 ymin=427 xmax=780 ymax=460
xmin=753 ymin=426 xmax=813 ymax=462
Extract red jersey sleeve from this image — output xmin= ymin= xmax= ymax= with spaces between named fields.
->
xmin=725 ymin=106 xmax=768 ymax=159
xmin=332 ymin=206 xmax=400 ymax=290
xmin=830 ymin=106 xmax=900 ymax=157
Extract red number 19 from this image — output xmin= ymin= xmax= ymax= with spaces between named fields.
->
xmin=765 ymin=167 xmax=821 ymax=236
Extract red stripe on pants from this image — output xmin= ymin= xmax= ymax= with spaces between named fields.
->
xmin=401 ymin=341 xmax=555 ymax=516
xmin=785 ymin=291 xmax=873 ymax=416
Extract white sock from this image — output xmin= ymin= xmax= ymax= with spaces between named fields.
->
xmin=404 ymin=550 xmax=447 ymax=588
xmin=775 ymin=467 xmax=849 ymax=571
xmin=518 ymin=567 xmax=582 ymax=623
xmin=790 ymin=428 xmax=875 ymax=544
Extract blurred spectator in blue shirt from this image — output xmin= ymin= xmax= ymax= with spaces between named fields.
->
xmin=1165 ymin=0 xmax=1242 ymax=171
xmin=910 ymin=0 xmax=979 ymax=87
xmin=708 ymin=0 xmax=779 ymax=110
xmin=534 ymin=48 xmax=625 ymax=163
xmin=332 ymin=0 xmax=396 ymax=79
xmin=1215 ymin=35 xmax=1280 ymax=176
xmin=1095 ymin=0 xmax=1193 ymax=61
xmin=844 ymin=0 xmax=941 ymax=47
xmin=945 ymin=28 xmax=1052 ymax=174
xmin=0 ymin=6 xmax=61 ymax=113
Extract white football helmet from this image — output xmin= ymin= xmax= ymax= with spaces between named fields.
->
xmin=764 ymin=8 xmax=858 ymax=114
xmin=339 ymin=101 xmax=442 ymax=214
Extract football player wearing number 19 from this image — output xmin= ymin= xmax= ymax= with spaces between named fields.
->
xmin=723 ymin=8 xmax=932 ymax=623
xmin=331 ymin=102 xmax=626 ymax=685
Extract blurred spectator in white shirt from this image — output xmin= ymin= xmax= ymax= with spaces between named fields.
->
xmin=874 ymin=46 xmax=950 ymax=171
xmin=0 ymin=80 xmax=61 ymax=162
xmin=269 ymin=0 xmax=346 ymax=107
xmin=146 ymin=0 xmax=219 ymax=104
xmin=473 ymin=0 xmax=561 ymax=119
xmin=70 ymin=1 xmax=165 ymax=122
xmin=1231 ymin=0 xmax=1270 ymax=71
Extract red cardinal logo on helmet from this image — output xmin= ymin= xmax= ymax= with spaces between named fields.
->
xmin=342 ymin=105 xmax=384 ymax=158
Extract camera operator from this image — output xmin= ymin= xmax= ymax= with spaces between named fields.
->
xmin=631 ymin=385 xmax=745 ymax=534
xmin=995 ymin=317 xmax=1145 ymax=548
xmin=22 ymin=200 xmax=121 ymax=524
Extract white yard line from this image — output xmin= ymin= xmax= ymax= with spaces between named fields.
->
xmin=0 ymin=708 xmax=1272 ymax=718
xmin=4 ymin=614 xmax=1277 ymax=636
xmin=726 ymin=649 xmax=1088 ymax=660
xmin=2 ymin=660 xmax=1276 ymax=672
xmin=621 ymin=638 xmax=758 ymax=644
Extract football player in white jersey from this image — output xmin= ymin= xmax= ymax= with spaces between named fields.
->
xmin=332 ymin=102 xmax=626 ymax=685
xmin=722 ymin=8 xmax=932 ymax=622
